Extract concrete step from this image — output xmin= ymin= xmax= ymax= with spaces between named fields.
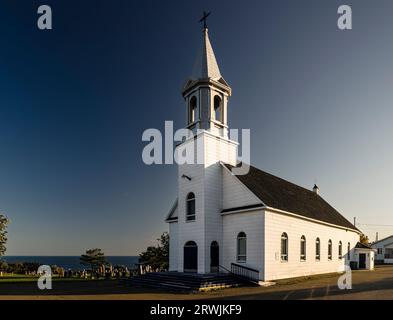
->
xmin=122 ymin=272 xmax=248 ymax=292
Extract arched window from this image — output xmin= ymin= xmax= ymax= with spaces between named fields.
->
xmin=186 ymin=192 xmax=196 ymax=221
xmin=338 ymin=241 xmax=343 ymax=260
xmin=189 ymin=96 xmax=197 ymax=124
xmin=347 ymin=242 xmax=351 ymax=260
xmin=315 ymin=238 xmax=321 ymax=261
xmin=214 ymin=95 xmax=222 ymax=122
xmin=300 ymin=235 xmax=306 ymax=261
xmin=281 ymin=233 xmax=288 ymax=261
xmin=328 ymin=240 xmax=332 ymax=260
xmin=237 ymin=232 xmax=247 ymax=262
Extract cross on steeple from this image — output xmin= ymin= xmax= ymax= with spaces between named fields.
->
xmin=199 ymin=11 xmax=211 ymax=30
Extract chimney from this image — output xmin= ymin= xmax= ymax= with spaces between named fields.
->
xmin=376 ymin=232 xmax=379 ymax=242
xmin=313 ymin=184 xmax=320 ymax=195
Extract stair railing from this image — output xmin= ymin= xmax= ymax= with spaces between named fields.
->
xmin=231 ymin=263 xmax=259 ymax=283
xmin=218 ymin=263 xmax=259 ymax=285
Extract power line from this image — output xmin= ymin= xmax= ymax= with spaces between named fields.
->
xmin=356 ymin=223 xmax=393 ymax=227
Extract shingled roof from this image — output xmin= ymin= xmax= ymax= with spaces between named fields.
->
xmin=355 ymin=242 xmax=373 ymax=249
xmin=191 ymin=28 xmax=222 ymax=81
xmin=224 ymin=164 xmax=358 ymax=232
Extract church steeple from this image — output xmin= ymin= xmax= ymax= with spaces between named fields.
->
xmin=182 ymin=23 xmax=231 ymax=139
xmin=191 ymin=28 xmax=222 ymax=81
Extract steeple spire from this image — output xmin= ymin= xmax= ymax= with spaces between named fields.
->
xmin=191 ymin=28 xmax=222 ymax=80
xmin=182 ymin=19 xmax=231 ymax=139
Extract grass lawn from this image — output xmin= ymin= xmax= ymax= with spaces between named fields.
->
xmin=0 ymin=274 xmax=105 ymax=283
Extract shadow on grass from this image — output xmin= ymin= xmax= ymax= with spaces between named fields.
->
xmin=0 ymin=279 xmax=172 ymax=296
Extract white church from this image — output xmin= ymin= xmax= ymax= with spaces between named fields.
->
xmin=165 ymin=24 xmax=374 ymax=282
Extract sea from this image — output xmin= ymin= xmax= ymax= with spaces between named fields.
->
xmin=1 ymin=256 xmax=140 ymax=271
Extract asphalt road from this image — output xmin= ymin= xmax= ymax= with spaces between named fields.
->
xmin=212 ymin=265 xmax=393 ymax=300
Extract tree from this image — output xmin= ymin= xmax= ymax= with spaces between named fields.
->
xmin=360 ymin=234 xmax=369 ymax=245
xmin=0 ymin=215 xmax=9 ymax=257
xmin=139 ymin=232 xmax=169 ymax=272
xmin=80 ymin=248 xmax=108 ymax=273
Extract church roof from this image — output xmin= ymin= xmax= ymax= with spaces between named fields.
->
xmin=192 ymin=28 xmax=222 ymax=80
xmin=224 ymin=164 xmax=359 ymax=232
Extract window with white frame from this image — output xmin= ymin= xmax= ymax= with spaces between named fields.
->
xmin=237 ymin=232 xmax=247 ymax=262
xmin=300 ymin=235 xmax=306 ymax=261
xmin=338 ymin=241 xmax=343 ymax=260
xmin=281 ymin=233 xmax=288 ymax=261
xmin=186 ymin=192 xmax=196 ymax=221
xmin=328 ymin=240 xmax=332 ymax=260
xmin=316 ymin=238 xmax=321 ymax=261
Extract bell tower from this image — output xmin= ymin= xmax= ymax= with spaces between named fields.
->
xmin=182 ymin=26 xmax=232 ymax=139
xmin=174 ymin=19 xmax=238 ymax=274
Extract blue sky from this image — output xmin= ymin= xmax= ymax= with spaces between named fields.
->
xmin=1 ymin=0 xmax=393 ymax=255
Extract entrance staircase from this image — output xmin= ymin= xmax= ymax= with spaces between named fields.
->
xmin=121 ymin=271 xmax=253 ymax=292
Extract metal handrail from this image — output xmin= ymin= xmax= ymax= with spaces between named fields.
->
xmin=231 ymin=262 xmax=259 ymax=273
xmin=218 ymin=264 xmax=259 ymax=284
xmin=230 ymin=263 xmax=259 ymax=283
xmin=218 ymin=264 xmax=232 ymax=274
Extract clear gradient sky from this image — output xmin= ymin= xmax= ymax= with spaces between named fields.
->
xmin=1 ymin=0 xmax=393 ymax=255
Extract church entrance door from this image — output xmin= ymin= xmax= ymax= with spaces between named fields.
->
xmin=210 ymin=241 xmax=219 ymax=273
xmin=184 ymin=241 xmax=198 ymax=273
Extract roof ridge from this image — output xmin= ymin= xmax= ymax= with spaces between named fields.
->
xmin=229 ymin=163 xmax=321 ymax=197
xmin=225 ymin=163 xmax=359 ymax=232
xmin=249 ymin=165 xmax=318 ymax=196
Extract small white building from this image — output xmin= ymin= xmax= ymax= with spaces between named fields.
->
xmin=371 ymin=235 xmax=393 ymax=264
xmin=354 ymin=242 xmax=375 ymax=270
xmin=165 ymin=25 xmax=373 ymax=281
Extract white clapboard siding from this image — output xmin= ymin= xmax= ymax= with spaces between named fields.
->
xmin=222 ymin=166 xmax=262 ymax=210
xmin=222 ymin=210 xmax=264 ymax=276
xmin=175 ymin=133 xmax=238 ymax=273
xmin=263 ymin=209 xmax=359 ymax=281
xmin=168 ymin=221 xmax=179 ymax=271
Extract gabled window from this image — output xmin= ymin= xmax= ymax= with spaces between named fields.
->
xmin=186 ymin=192 xmax=196 ymax=221
xmin=237 ymin=232 xmax=247 ymax=262
xmin=300 ymin=235 xmax=306 ymax=261
xmin=328 ymin=240 xmax=332 ymax=260
xmin=281 ymin=233 xmax=288 ymax=261
xmin=316 ymin=238 xmax=321 ymax=261
xmin=338 ymin=241 xmax=343 ymax=260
